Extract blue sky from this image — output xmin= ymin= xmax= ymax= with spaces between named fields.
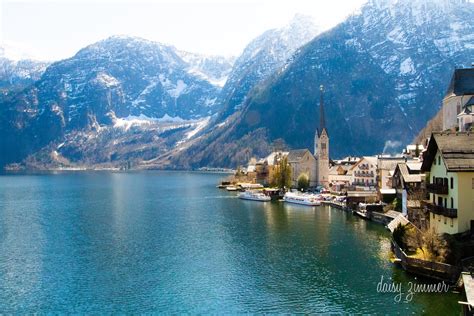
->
xmin=1 ymin=0 xmax=367 ymax=61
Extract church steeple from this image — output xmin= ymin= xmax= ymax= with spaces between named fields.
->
xmin=314 ymin=84 xmax=327 ymax=155
xmin=315 ymin=84 xmax=330 ymax=188
xmin=319 ymin=84 xmax=326 ymax=135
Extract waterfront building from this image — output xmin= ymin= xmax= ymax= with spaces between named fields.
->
xmin=442 ymin=68 xmax=474 ymax=131
xmin=254 ymin=151 xmax=289 ymax=185
xmin=350 ymin=156 xmax=378 ymax=189
xmin=328 ymin=164 xmax=352 ymax=191
xmin=328 ymin=158 xmax=358 ymax=191
xmin=392 ymin=162 xmax=425 ymax=195
xmin=421 ymin=132 xmax=474 ymax=235
xmin=377 ymin=156 xmax=408 ymax=194
xmin=287 ymin=149 xmax=317 ymax=187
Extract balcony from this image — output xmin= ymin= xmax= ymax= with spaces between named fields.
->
xmin=426 ymin=183 xmax=448 ymax=195
xmin=426 ymin=203 xmax=457 ymax=218
xmin=354 ymin=171 xmax=375 ymax=178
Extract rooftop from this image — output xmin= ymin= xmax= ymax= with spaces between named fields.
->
xmin=287 ymin=149 xmax=311 ymax=162
xmin=395 ymin=162 xmax=424 ymax=183
xmin=446 ymin=68 xmax=474 ymax=97
xmin=421 ymin=132 xmax=474 ymax=172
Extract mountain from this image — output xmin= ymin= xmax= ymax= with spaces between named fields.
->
xmin=0 ymin=46 xmax=49 ymax=89
xmin=169 ymin=0 xmax=474 ymax=169
xmin=176 ymin=51 xmax=235 ymax=87
xmin=214 ymin=14 xmax=322 ymax=122
xmin=0 ymin=36 xmax=224 ymax=168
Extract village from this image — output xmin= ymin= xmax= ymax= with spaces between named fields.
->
xmin=219 ymin=69 xmax=474 ymax=312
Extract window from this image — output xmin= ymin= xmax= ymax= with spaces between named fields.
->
xmin=444 ymin=217 xmax=447 ymax=225
xmin=472 ymin=178 xmax=474 ymax=189
xmin=438 ymin=156 xmax=441 ymax=165
xmin=451 ymin=177 xmax=453 ymax=189
xmin=451 ymin=198 xmax=454 ymax=209
xmin=451 ymin=218 xmax=454 ymax=227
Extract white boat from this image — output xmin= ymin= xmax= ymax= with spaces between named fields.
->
xmin=238 ymin=191 xmax=271 ymax=202
xmin=226 ymin=185 xmax=239 ymax=191
xmin=283 ymin=192 xmax=321 ymax=206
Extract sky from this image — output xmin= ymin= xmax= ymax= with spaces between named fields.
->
xmin=1 ymin=0 xmax=367 ymax=61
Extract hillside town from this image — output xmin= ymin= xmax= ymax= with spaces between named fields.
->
xmin=221 ymin=67 xmax=474 ymax=310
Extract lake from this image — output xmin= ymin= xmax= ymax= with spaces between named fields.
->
xmin=0 ymin=171 xmax=461 ymax=313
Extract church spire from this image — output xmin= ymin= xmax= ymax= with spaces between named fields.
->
xmin=319 ymin=84 xmax=326 ymax=135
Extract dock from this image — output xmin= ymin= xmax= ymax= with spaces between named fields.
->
xmin=322 ymin=200 xmax=350 ymax=212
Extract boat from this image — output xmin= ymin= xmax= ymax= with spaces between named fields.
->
xmin=355 ymin=209 xmax=369 ymax=219
xmin=283 ymin=192 xmax=321 ymax=206
xmin=238 ymin=191 xmax=271 ymax=202
xmin=217 ymin=181 xmax=232 ymax=189
xmin=238 ymin=183 xmax=264 ymax=190
xmin=226 ymin=185 xmax=239 ymax=191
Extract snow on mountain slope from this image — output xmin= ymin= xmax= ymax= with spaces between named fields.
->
xmin=176 ymin=50 xmax=235 ymax=87
xmin=214 ymin=14 xmax=322 ymax=121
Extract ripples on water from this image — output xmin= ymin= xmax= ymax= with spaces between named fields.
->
xmin=0 ymin=172 xmax=461 ymax=313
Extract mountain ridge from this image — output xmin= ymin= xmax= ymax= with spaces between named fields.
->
xmin=166 ymin=0 xmax=474 ymax=169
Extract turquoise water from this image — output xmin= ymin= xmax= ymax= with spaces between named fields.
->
xmin=0 ymin=171 xmax=460 ymax=313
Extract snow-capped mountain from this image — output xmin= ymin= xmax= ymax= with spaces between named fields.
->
xmin=345 ymin=0 xmax=474 ymax=133
xmin=176 ymin=50 xmax=235 ymax=87
xmin=215 ymin=14 xmax=322 ymax=121
xmin=0 ymin=47 xmax=49 ymax=88
xmin=170 ymin=0 xmax=474 ymax=168
xmin=0 ymin=36 xmax=223 ymax=168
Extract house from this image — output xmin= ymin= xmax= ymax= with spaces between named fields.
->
xmin=403 ymin=144 xmax=425 ymax=158
xmin=392 ymin=162 xmax=425 ymax=195
xmin=287 ymin=149 xmax=317 ymax=187
xmin=442 ymin=68 xmax=474 ymax=130
xmin=377 ymin=156 xmax=409 ymax=191
xmin=392 ymin=161 xmax=427 ymax=227
xmin=255 ymin=151 xmax=288 ymax=185
xmin=377 ymin=156 xmax=410 ymax=201
xmin=328 ymin=159 xmax=356 ymax=191
xmin=350 ymin=156 xmax=378 ymax=189
xmin=421 ymin=132 xmax=474 ymax=235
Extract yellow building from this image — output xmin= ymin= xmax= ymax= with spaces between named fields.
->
xmin=421 ymin=132 xmax=474 ymax=235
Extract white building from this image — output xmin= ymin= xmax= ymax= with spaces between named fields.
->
xmin=350 ymin=156 xmax=378 ymax=189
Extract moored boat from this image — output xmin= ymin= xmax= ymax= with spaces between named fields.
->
xmin=217 ymin=181 xmax=232 ymax=189
xmin=226 ymin=185 xmax=239 ymax=191
xmin=238 ymin=191 xmax=271 ymax=202
xmin=283 ymin=192 xmax=321 ymax=206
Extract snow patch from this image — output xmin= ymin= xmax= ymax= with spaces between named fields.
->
xmin=94 ymin=73 xmax=120 ymax=87
xmin=169 ymin=80 xmax=187 ymax=98
xmin=114 ymin=114 xmax=186 ymax=130
xmin=399 ymin=57 xmax=416 ymax=75
xmin=185 ymin=117 xmax=211 ymax=140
